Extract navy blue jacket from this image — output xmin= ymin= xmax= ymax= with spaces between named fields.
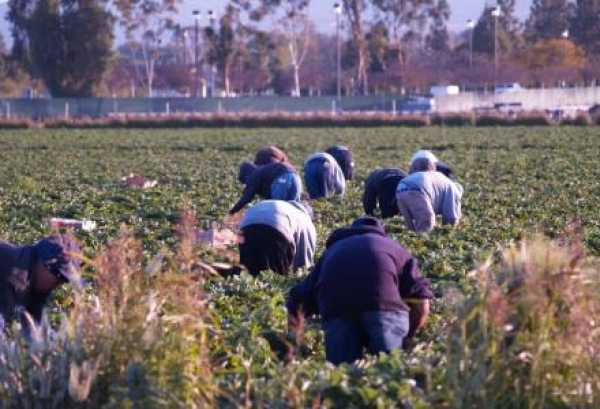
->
xmin=287 ymin=222 xmax=433 ymax=321
xmin=0 ymin=242 xmax=48 ymax=329
xmin=363 ymin=168 xmax=408 ymax=219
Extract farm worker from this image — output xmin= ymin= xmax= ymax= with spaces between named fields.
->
xmin=363 ymin=168 xmax=408 ymax=219
xmin=254 ymin=145 xmax=290 ymax=166
xmin=396 ymin=157 xmax=463 ymax=233
xmin=325 ymin=145 xmax=354 ymax=181
xmin=303 ymin=151 xmax=346 ymax=199
xmin=410 ymin=149 xmax=455 ymax=179
xmin=0 ymin=234 xmax=80 ymax=333
xmin=230 ymin=161 xmax=303 ymax=214
xmin=239 ymin=200 xmax=316 ymax=276
xmin=286 ymin=217 xmax=432 ymax=364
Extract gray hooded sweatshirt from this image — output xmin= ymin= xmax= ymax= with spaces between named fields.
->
xmin=240 ymin=200 xmax=317 ymax=270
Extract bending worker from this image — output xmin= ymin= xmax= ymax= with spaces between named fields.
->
xmin=0 ymin=234 xmax=81 ymax=333
xmin=363 ymin=167 xmax=408 ymax=219
xmin=287 ymin=217 xmax=433 ymax=365
xmin=396 ymin=154 xmax=463 ymax=233
xmin=230 ymin=161 xmax=302 ymax=214
xmin=303 ymin=151 xmax=346 ymax=200
xmin=325 ymin=145 xmax=354 ymax=181
xmin=239 ymin=200 xmax=316 ymax=276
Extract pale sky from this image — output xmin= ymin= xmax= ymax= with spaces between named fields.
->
xmin=183 ymin=1 xmax=532 ymax=32
xmin=0 ymin=1 xmax=533 ymax=45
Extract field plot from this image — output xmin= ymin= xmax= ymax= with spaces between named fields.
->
xmin=1 ymin=127 xmax=599 ymax=407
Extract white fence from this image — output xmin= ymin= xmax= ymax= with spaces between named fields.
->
xmin=434 ymin=86 xmax=600 ymax=113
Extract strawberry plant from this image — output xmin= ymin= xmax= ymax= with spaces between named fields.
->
xmin=0 ymin=126 xmax=599 ymax=407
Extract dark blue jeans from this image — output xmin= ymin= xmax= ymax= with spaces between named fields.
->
xmin=322 ymin=310 xmax=410 ymax=365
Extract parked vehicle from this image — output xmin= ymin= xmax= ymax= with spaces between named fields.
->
xmin=494 ymin=83 xmax=523 ymax=94
xmin=399 ymin=96 xmax=434 ymax=113
xmin=430 ymin=85 xmax=460 ymax=97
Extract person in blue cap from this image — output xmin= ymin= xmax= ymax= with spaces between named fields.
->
xmin=287 ymin=216 xmax=432 ymax=365
xmin=0 ymin=234 xmax=80 ymax=332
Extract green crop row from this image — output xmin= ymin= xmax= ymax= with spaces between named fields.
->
xmin=0 ymin=127 xmax=598 ymax=407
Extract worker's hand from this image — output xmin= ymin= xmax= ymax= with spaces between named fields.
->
xmin=406 ymin=298 xmax=430 ymax=339
xmin=287 ymin=312 xmax=305 ymax=341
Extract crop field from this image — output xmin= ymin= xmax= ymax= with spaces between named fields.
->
xmin=1 ymin=127 xmax=600 ymax=407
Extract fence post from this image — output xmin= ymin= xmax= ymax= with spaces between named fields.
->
xmin=332 ymin=99 xmax=337 ymax=115
xmin=392 ymin=100 xmax=397 ymax=116
xmin=166 ymin=101 xmax=170 ymax=115
xmin=217 ymin=100 xmax=223 ymax=114
xmin=5 ymin=102 xmax=10 ymax=119
xmin=65 ymin=102 xmax=70 ymax=119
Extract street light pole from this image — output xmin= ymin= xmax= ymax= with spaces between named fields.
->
xmin=193 ymin=10 xmax=200 ymax=98
xmin=491 ymin=6 xmax=501 ymax=89
xmin=334 ymin=3 xmax=342 ymax=100
xmin=467 ymin=19 xmax=475 ymax=70
xmin=208 ymin=10 xmax=216 ymax=98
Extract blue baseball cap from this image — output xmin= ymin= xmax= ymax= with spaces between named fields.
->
xmin=34 ymin=234 xmax=81 ymax=282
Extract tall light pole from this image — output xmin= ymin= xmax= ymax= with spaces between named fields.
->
xmin=193 ymin=10 xmax=201 ymax=98
xmin=467 ymin=19 xmax=475 ymax=70
xmin=562 ymin=29 xmax=570 ymax=59
xmin=334 ymin=3 xmax=342 ymax=100
xmin=208 ymin=9 xmax=216 ymax=98
xmin=491 ymin=6 xmax=501 ymax=88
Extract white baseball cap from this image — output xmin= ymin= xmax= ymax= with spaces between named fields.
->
xmin=410 ymin=150 xmax=439 ymax=165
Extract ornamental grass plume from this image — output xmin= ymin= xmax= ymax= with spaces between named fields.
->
xmin=444 ymin=233 xmax=600 ymax=409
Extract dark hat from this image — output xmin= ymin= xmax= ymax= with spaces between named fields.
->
xmin=254 ymin=146 xmax=289 ymax=166
xmin=238 ymin=161 xmax=257 ymax=184
xmin=326 ymin=145 xmax=354 ymax=180
xmin=34 ymin=234 xmax=81 ymax=283
xmin=351 ymin=216 xmax=385 ymax=232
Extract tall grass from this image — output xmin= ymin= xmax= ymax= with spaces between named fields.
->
xmin=443 ymin=233 xmax=600 ymax=409
xmin=0 ymin=211 xmax=214 ymax=407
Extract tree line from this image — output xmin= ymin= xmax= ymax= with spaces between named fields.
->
xmin=1 ymin=0 xmax=600 ymax=98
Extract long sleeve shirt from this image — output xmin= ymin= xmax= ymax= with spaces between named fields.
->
xmin=363 ymin=168 xmax=408 ymax=218
xmin=240 ymin=200 xmax=317 ymax=270
xmin=230 ymin=162 xmax=296 ymax=214
xmin=397 ymin=171 xmax=463 ymax=225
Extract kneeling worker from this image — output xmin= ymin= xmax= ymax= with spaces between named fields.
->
xmin=325 ymin=145 xmax=354 ymax=181
xmin=0 ymin=234 xmax=81 ymax=332
xmin=303 ymin=150 xmax=347 ymax=200
xmin=287 ymin=217 xmax=432 ymax=364
xmin=239 ymin=200 xmax=316 ymax=276
xmin=230 ymin=161 xmax=303 ymax=214
xmin=363 ymin=168 xmax=408 ymax=219
xmin=396 ymin=156 xmax=463 ymax=233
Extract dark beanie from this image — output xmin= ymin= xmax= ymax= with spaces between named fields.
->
xmin=326 ymin=145 xmax=354 ymax=180
xmin=34 ymin=234 xmax=81 ymax=282
xmin=238 ymin=161 xmax=257 ymax=184
xmin=351 ymin=216 xmax=385 ymax=233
